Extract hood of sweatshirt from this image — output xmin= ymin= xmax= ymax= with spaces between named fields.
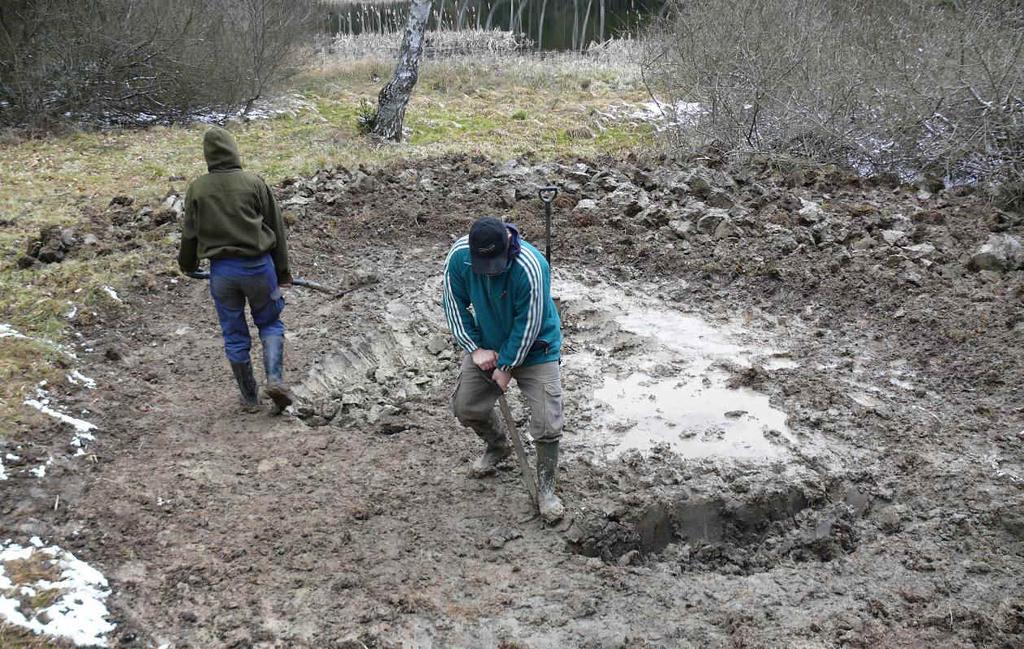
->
xmin=203 ymin=127 xmax=242 ymax=172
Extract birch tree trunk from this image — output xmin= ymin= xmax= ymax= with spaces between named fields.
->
xmin=370 ymin=0 xmax=432 ymax=141
xmin=580 ymin=0 xmax=593 ymax=51
xmin=537 ymin=0 xmax=548 ymax=50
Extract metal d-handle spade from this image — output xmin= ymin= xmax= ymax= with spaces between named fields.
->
xmin=538 ymin=186 xmax=558 ymax=263
xmin=495 ymin=386 xmax=539 ymax=507
xmin=538 ymin=185 xmax=561 ymax=314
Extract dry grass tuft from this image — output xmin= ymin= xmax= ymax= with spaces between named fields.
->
xmin=4 ymin=554 xmax=62 ymax=585
xmin=0 ymin=623 xmax=72 ymax=648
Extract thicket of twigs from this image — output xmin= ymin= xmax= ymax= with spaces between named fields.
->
xmin=643 ymin=0 xmax=1024 ymax=193
xmin=0 ymin=0 xmax=319 ymax=126
xmin=322 ymin=28 xmax=527 ymax=61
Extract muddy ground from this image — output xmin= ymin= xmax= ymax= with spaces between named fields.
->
xmin=3 ymin=152 xmax=1024 ymax=648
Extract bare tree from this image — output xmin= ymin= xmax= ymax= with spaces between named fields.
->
xmin=0 ymin=0 xmax=316 ymax=126
xmin=368 ymin=0 xmax=432 ymax=141
xmin=234 ymin=0 xmax=316 ymax=116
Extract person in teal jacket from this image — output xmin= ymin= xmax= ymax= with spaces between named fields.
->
xmin=443 ymin=216 xmax=565 ymax=523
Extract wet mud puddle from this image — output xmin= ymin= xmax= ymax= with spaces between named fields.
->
xmin=557 ymin=276 xmax=798 ymax=460
xmin=293 ymin=262 xmax=801 ymax=464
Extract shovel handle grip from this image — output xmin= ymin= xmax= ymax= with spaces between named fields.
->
xmin=538 ymin=186 xmax=559 ymax=204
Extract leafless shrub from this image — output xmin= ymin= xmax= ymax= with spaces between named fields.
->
xmin=0 ymin=0 xmax=319 ymax=126
xmin=643 ymin=0 xmax=1024 ymax=186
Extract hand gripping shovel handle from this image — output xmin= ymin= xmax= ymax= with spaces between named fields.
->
xmin=494 ymin=385 xmax=539 ymax=507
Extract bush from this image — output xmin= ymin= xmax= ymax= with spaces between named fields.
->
xmin=356 ymin=98 xmax=377 ymax=134
xmin=0 ymin=0 xmax=320 ymax=126
xmin=643 ymin=0 xmax=1024 ymax=185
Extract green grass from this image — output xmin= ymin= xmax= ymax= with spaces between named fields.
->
xmin=0 ymin=53 xmax=653 ymax=437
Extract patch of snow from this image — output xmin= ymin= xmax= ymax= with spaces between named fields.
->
xmin=624 ymin=99 xmax=705 ymax=131
xmin=0 ymin=458 xmax=6 ymax=481
xmin=0 ymin=324 xmax=30 ymax=340
xmin=66 ymin=371 xmax=96 ymax=389
xmin=0 ymin=325 xmax=77 ymax=359
xmin=29 ymin=458 xmax=52 ymax=478
xmin=0 ymin=539 xmax=115 ymax=646
xmin=5 ymin=454 xmax=20 ymax=461
xmin=23 ymin=385 xmax=98 ymax=456
xmin=66 ymin=303 xmax=78 ymax=320
xmin=24 ymin=390 xmax=97 ymax=436
xmin=101 ymin=286 xmax=121 ymax=303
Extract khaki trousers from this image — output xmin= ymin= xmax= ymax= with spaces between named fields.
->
xmin=451 ymin=354 xmax=563 ymax=446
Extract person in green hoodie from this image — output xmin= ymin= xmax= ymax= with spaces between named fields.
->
xmin=178 ymin=127 xmax=294 ymax=413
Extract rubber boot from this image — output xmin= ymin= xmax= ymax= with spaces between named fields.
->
xmin=230 ymin=361 xmax=261 ymax=412
xmin=536 ymin=440 xmax=565 ymax=523
xmin=261 ymin=335 xmax=293 ymax=414
xmin=470 ymin=419 xmax=512 ymax=477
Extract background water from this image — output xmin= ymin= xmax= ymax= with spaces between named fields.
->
xmin=322 ymin=0 xmax=665 ymax=51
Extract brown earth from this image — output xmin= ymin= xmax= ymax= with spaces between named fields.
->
xmin=2 ymin=152 xmax=1023 ymax=648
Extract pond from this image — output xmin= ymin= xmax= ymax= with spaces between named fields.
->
xmin=322 ymin=0 xmax=665 ymax=51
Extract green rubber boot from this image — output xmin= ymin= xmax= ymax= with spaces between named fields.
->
xmin=536 ymin=440 xmax=565 ymax=523
xmin=261 ymin=335 xmax=293 ymax=414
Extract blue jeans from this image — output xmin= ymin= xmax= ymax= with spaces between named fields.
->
xmin=209 ymin=254 xmax=285 ymax=363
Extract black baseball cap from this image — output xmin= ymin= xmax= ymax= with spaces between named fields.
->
xmin=469 ymin=217 xmax=510 ymax=275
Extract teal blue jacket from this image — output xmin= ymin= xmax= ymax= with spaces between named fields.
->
xmin=443 ymin=234 xmax=562 ymax=370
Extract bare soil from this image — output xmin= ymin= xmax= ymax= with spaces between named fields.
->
xmin=3 ymin=153 xmax=1023 ymax=648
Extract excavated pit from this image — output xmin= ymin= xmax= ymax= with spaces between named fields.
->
xmin=293 ymin=268 xmax=854 ymax=571
xmin=293 ymin=271 xmax=810 ymax=458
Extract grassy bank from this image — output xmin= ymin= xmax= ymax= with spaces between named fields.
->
xmin=0 ymin=48 xmax=652 ymax=434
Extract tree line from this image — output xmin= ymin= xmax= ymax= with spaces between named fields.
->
xmin=0 ymin=0 xmax=321 ymax=126
xmin=645 ymin=0 xmax=1024 ymax=188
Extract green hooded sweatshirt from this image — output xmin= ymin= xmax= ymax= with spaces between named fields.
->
xmin=177 ymin=127 xmax=291 ymax=283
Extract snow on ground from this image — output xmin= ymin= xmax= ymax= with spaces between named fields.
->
xmin=1 ymin=323 xmax=78 ymax=359
xmin=597 ymin=98 xmax=706 ymax=133
xmin=67 ymin=371 xmax=97 ymax=389
xmin=0 ymin=538 xmax=115 ymax=646
xmin=0 ymin=323 xmax=30 ymax=340
xmin=24 ymin=383 xmax=97 ymax=436
xmin=628 ymin=99 xmax=704 ymax=127
xmin=101 ymin=286 xmax=121 ymax=303
xmin=28 ymin=458 xmax=52 ymax=478
xmin=23 ymin=382 xmax=98 ymax=463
